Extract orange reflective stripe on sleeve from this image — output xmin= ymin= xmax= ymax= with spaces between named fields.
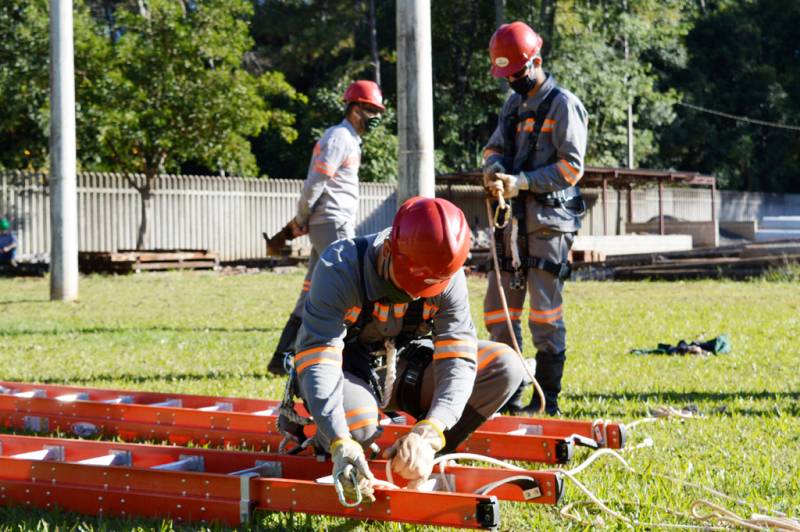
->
xmin=295 ymin=345 xmax=343 ymax=374
xmin=302 ymin=280 xmax=311 ymax=293
xmin=313 ymin=160 xmax=336 ymax=177
xmin=345 ymin=406 xmax=379 ymax=431
xmin=557 ymin=159 xmax=581 ymax=185
xmin=433 ymin=338 xmax=478 ymax=362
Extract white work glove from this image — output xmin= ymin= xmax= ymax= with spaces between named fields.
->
xmin=383 ymin=419 xmax=445 ymax=490
xmin=331 ymin=437 xmax=376 ymax=504
xmin=486 ymin=172 xmax=528 ymax=199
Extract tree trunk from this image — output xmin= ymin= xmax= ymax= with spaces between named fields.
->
xmin=135 ymin=185 xmax=152 ymax=250
xmin=368 ymin=0 xmax=381 ymax=85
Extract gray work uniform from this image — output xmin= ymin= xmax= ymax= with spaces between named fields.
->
xmin=483 ymin=74 xmax=588 ymax=354
xmin=294 ymin=230 xmax=524 ymax=452
xmin=291 ymin=119 xmax=362 ymax=317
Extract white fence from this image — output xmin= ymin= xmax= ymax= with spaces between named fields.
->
xmin=3 ymin=170 xmax=800 ymax=261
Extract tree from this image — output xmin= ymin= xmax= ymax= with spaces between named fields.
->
xmin=659 ymin=0 xmax=800 ymax=192
xmin=0 ymin=0 xmax=107 ymax=171
xmin=84 ymin=0 xmax=300 ymax=248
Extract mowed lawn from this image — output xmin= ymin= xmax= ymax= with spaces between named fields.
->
xmin=0 ymin=270 xmax=798 ymax=530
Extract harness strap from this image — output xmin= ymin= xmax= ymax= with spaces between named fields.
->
xmin=499 ymin=255 xmax=572 ymax=281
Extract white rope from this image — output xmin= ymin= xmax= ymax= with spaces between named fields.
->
xmin=484 ymin=199 xmax=546 ymax=413
xmin=380 ymin=338 xmax=397 ymax=410
xmin=510 ymin=217 xmax=522 ymax=270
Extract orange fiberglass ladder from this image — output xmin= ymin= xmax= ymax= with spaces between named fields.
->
xmin=0 ymin=381 xmax=625 ymax=464
xmin=0 ymin=433 xmax=562 ymax=528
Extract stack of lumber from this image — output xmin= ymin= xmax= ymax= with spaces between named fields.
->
xmin=573 ymin=239 xmax=800 ymax=281
xmin=79 ymin=249 xmax=219 ymax=274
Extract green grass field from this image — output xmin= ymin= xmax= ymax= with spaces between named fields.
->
xmin=1 ymin=270 xmax=798 ymax=530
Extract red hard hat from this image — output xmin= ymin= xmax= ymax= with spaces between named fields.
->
xmin=390 ymin=197 xmax=471 ymax=298
xmin=343 ymin=80 xmax=385 ymax=111
xmin=489 ymin=21 xmax=543 ymax=78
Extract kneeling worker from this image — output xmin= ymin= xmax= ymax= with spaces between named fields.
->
xmin=285 ymin=196 xmax=524 ymax=502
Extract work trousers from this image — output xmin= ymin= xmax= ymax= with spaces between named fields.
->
xmin=314 ymin=340 xmax=524 ymax=454
xmin=483 ymin=229 xmax=574 ymax=354
xmin=291 ymin=220 xmax=355 ymax=317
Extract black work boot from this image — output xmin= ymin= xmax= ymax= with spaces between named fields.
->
xmin=522 ymin=351 xmax=566 ymax=416
xmin=268 ymin=315 xmax=302 ymax=376
xmin=500 ymin=383 xmax=526 ymax=415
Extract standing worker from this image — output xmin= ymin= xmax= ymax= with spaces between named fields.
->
xmin=279 ymin=197 xmax=524 ymax=503
xmin=482 ymin=21 xmax=588 ymax=415
xmin=268 ymin=80 xmax=385 ymax=376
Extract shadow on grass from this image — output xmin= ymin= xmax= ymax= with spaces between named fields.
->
xmin=16 ymin=370 xmax=277 ymax=385
xmin=567 ymin=390 xmax=800 ymax=418
xmin=0 ymin=497 xmax=370 ymax=531
xmin=0 ymin=298 xmax=49 ymax=306
xmin=0 ymin=325 xmax=279 ymax=336
xmin=0 ymin=505 xmax=327 ymax=531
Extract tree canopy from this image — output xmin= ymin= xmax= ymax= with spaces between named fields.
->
xmin=0 ymin=0 xmax=797 ymax=192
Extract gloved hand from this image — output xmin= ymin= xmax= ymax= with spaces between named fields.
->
xmin=486 ymin=172 xmax=528 ymax=199
xmin=383 ymin=419 xmax=445 ymax=490
xmin=482 ymin=160 xmax=506 ymax=190
xmin=289 ymin=218 xmax=309 ymax=238
xmin=331 ymin=437 xmax=376 ymax=504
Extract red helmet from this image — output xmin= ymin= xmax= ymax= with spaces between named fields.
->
xmin=390 ymin=197 xmax=471 ymax=298
xmin=343 ymin=80 xmax=385 ymax=111
xmin=489 ymin=21 xmax=543 ymax=78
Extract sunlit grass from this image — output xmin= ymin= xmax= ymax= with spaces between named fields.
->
xmin=1 ymin=270 xmax=798 ymax=530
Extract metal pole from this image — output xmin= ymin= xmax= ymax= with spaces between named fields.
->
xmin=49 ymin=0 xmax=79 ymax=301
xmin=711 ymin=177 xmax=717 ymax=246
xmin=602 ymin=177 xmax=608 ymax=236
xmin=658 ymin=178 xmax=665 ymax=236
xmin=396 ymin=0 xmax=435 ymax=205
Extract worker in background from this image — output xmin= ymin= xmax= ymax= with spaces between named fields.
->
xmin=0 ymin=218 xmax=17 ymax=267
xmin=281 ymin=197 xmax=524 ymax=503
xmin=268 ymin=80 xmax=385 ymax=376
xmin=482 ymin=21 xmax=588 ymax=415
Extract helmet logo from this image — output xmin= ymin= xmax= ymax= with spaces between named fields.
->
xmin=423 ymin=276 xmax=450 ymax=285
xmin=494 ymin=56 xmax=509 ymax=67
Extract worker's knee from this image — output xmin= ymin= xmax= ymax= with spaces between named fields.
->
xmin=478 ymin=342 xmax=525 ymax=401
xmin=345 ymin=408 xmax=381 ymax=448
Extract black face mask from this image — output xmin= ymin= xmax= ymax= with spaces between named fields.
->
xmin=380 ymin=250 xmax=415 ymax=303
xmin=360 ymin=111 xmax=381 ymax=133
xmin=509 ymin=73 xmax=537 ymax=96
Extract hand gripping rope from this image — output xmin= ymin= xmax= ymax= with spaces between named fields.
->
xmin=485 ymin=195 xmax=547 ymax=412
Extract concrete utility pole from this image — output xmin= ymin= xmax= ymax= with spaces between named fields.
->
xmin=49 ymin=0 xmax=79 ymax=301
xmin=396 ymin=0 xmax=435 ymax=205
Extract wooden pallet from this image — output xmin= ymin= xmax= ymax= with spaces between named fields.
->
xmin=79 ymin=249 xmax=219 ymax=274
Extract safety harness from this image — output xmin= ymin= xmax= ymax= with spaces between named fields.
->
xmin=494 ymin=84 xmax=581 ymax=284
xmin=278 ymin=237 xmax=435 ymax=452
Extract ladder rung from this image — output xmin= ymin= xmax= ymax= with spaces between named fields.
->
xmin=0 ymin=385 xmax=11 ymax=394
xmin=228 ymin=460 xmax=282 ymax=478
xmin=77 ymin=450 xmax=132 ymax=466
xmin=148 ymin=399 xmax=182 ymax=408
xmin=13 ymin=389 xmax=46 ymax=399
xmin=56 ymin=392 xmax=90 ymax=402
xmin=102 ymin=395 xmax=134 ymax=404
xmin=10 ymin=445 xmax=64 ymax=462
xmin=151 ymin=454 xmax=204 ymax=472
xmin=508 ymin=425 xmax=544 ymax=436
xmin=198 ymin=402 xmax=233 ymax=412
